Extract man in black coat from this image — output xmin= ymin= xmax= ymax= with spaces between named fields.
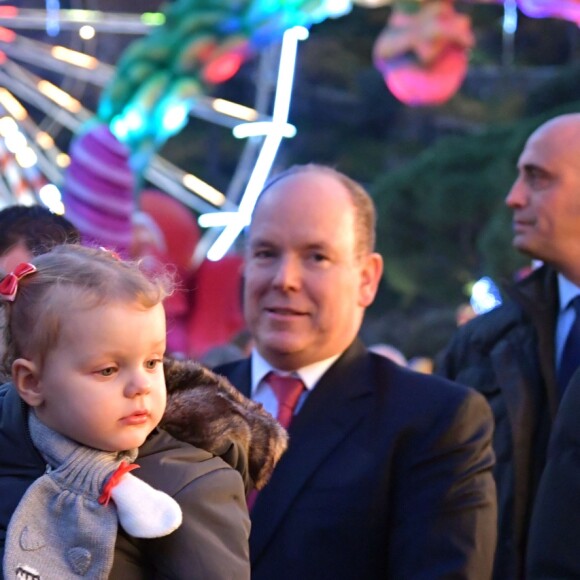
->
xmin=217 ymin=163 xmax=497 ymax=579
xmin=527 ymin=366 xmax=580 ymax=578
xmin=436 ymin=113 xmax=580 ymax=579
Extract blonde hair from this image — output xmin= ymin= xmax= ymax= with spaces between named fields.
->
xmin=1 ymin=244 xmax=173 ymax=373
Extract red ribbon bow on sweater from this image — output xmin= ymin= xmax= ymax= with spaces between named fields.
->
xmin=0 ymin=262 xmax=37 ymax=302
xmin=98 ymin=461 xmax=140 ymax=506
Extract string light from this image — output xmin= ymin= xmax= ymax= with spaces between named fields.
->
xmin=204 ymin=26 xmax=303 ymax=261
xmin=45 ymin=0 xmax=60 ymax=37
xmin=51 ymin=45 xmax=98 ymax=69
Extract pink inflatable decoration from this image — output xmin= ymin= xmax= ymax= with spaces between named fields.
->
xmin=373 ymin=0 xmax=474 ymax=106
xmin=62 ymin=123 xmax=135 ymax=253
xmin=139 ymin=189 xmax=201 ymax=272
xmin=516 ymin=0 xmax=580 ymax=23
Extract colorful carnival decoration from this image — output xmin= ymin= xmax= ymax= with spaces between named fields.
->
xmin=97 ymin=0 xmax=351 ymax=171
xmin=61 ymin=122 xmax=135 ymax=254
xmin=514 ymin=0 xmax=580 ymax=23
xmin=71 ymin=0 xmax=580 ymax=262
xmin=96 ymin=0 xmax=580 ymax=158
xmin=1 ymin=0 xmax=580 ymax=355
xmin=84 ymin=0 xmax=353 ymax=262
xmin=2 ymin=0 xmax=580 ymax=228
xmin=370 ymin=0 xmax=580 ymax=106
xmin=373 ymin=0 xmax=474 ymax=106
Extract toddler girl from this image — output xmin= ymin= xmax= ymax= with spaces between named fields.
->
xmin=0 ymin=244 xmax=251 ymax=579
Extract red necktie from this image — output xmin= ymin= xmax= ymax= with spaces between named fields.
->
xmin=268 ymin=372 xmax=306 ymax=428
xmin=247 ymin=373 xmax=305 ymax=510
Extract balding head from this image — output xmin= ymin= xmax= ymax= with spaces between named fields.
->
xmin=254 ymin=164 xmax=377 ymax=257
xmin=506 ymin=113 xmax=580 ymax=283
xmin=534 ymin=112 xmax=580 ymax=136
xmin=527 ymin=113 xmax=580 ymax=160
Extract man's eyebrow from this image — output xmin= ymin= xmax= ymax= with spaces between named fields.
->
xmin=521 ymin=163 xmax=550 ymax=174
xmin=303 ymin=242 xmax=329 ymax=251
xmin=249 ymin=237 xmax=274 ymax=246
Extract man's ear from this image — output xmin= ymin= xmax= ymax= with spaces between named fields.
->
xmin=358 ymin=252 xmax=384 ymax=308
xmin=12 ymin=358 xmax=43 ymax=407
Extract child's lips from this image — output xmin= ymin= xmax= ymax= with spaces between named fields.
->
xmin=122 ymin=410 xmax=149 ymax=425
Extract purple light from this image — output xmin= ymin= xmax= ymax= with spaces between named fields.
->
xmin=516 ymin=0 xmax=580 ymax=23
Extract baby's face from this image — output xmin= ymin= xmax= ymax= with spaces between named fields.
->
xmin=33 ymin=301 xmax=167 ymax=452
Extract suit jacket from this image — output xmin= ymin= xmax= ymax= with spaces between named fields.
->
xmin=527 ymin=366 xmax=580 ymax=579
xmin=436 ymin=265 xmax=559 ymax=579
xmin=217 ymin=339 xmax=497 ymax=580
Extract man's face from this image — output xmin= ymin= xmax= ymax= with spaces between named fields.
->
xmin=506 ymin=118 xmax=580 ymax=276
xmin=243 ymin=171 xmax=382 ymax=370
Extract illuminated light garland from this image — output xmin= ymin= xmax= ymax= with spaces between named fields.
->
xmin=0 ymin=8 xmax=163 ymax=34
xmin=205 ymin=25 xmax=303 ymax=261
xmin=0 ymin=138 xmax=35 ymax=205
xmin=97 ymin=0 xmax=350 ymax=157
xmin=37 ymin=80 xmax=82 ymax=113
xmin=0 ymin=88 xmax=27 ymax=121
xmin=51 ymin=46 xmax=98 ymax=69
xmin=1 ymin=0 xmax=578 ymax=259
xmin=0 ymin=6 xmax=18 ymax=18
xmin=0 ymin=26 xmax=15 ymax=42
xmin=45 ymin=0 xmax=61 ymax=37
xmin=182 ymin=173 xmax=227 ymax=207
xmin=233 ymin=121 xmax=296 ymax=139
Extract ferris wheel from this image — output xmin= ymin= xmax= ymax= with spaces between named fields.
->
xmin=0 ymin=0 xmax=317 ymax=262
xmin=0 ymin=1 xmax=140 ymax=203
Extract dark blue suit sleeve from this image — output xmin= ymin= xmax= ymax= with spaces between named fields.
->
xmin=389 ymin=387 xmax=497 ymax=579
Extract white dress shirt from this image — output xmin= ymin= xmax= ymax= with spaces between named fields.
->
xmin=556 ymin=273 xmax=580 ymax=369
xmin=250 ymin=349 xmax=340 ymax=419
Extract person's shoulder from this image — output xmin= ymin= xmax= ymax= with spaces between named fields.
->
xmin=438 ymin=299 xmax=525 ymax=364
xmin=136 ymin=429 xmax=238 ymax=495
xmin=214 ymin=357 xmax=248 ymax=376
xmin=452 ymin=266 xmax=555 ymax=349
xmin=0 ymin=382 xmax=23 ymax=425
xmin=369 ymin=356 xmax=492 ymax=441
xmin=372 ymin=353 xmax=484 ymax=407
xmin=0 ymin=380 xmax=13 ymax=400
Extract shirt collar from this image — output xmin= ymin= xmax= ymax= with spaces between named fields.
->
xmin=250 ymin=349 xmax=341 ymax=396
xmin=558 ymin=272 xmax=580 ymax=312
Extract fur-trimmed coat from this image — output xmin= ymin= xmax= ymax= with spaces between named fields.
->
xmin=162 ymin=357 xmax=287 ymax=491
xmin=0 ymin=359 xmax=287 ymax=579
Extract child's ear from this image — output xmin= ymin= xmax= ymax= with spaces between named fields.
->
xmin=12 ymin=358 xmax=43 ymax=407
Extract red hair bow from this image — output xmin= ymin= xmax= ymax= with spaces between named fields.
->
xmin=0 ymin=262 xmax=37 ymax=302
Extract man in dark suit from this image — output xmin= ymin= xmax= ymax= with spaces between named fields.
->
xmin=436 ymin=113 xmax=580 ymax=579
xmin=527 ymin=366 xmax=580 ymax=578
xmin=217 ymin=163 xmax=497 ymax=579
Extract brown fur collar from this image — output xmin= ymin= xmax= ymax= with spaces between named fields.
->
xmin=162 ymin=357 xmax=287 ymax=492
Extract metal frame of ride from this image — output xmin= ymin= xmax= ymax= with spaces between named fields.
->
xmin=0 ymin=4 xmax=306 ymax=263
